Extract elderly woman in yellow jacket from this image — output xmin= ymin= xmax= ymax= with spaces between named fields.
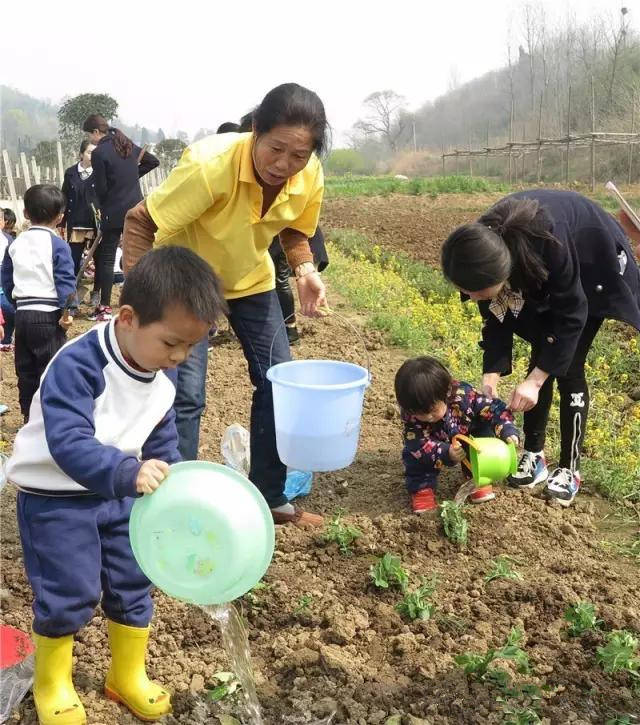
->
xmin=123 ymin=83 xmax=328 ymax=526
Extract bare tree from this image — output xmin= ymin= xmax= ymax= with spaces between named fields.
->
xmin=353 ymin=90 xmax=407 ymax=152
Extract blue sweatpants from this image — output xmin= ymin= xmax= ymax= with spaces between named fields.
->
xmin=17 ymin=493 xmax=153 ymax=637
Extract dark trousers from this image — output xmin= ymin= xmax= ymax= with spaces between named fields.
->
xmin=17 ymin=493 xmax=152 ymax=637
xmin=14 ymin=309 xmax=66 ymax=417
xmin=516 ymin=314 xmax=603 ymax=471
xmin=69 ymin=241 xmax=85 ymax=277
xmin=0 ymin=292 xmax=15 ymax=343
xmin=93 ymin=227 xmax=121 ymax=306
xmin=404 ymin=422 xmax=494 ymax=493
xmin=269 ymin=239 xmax=296 ymax=324
xmin=174 ymin=289 xmax=291 ymax=507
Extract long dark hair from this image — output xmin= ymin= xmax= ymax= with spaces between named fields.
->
xmin=441 ymin=197 xmax=556 ymax=292
xmin=82 ymin=114 xmax=133 ymax=159
xmin=253 ymin=83 xmax=330 ymax=157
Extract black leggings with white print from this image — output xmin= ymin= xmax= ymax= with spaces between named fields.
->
xmin=519 ymin=315 xmax=603 ymax=472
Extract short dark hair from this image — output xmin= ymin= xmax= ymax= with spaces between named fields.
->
xmin=24 ymin=185 xmax=65 ymax=225
xmin=79 ymin=138 xmax=93 ymax=155
xmin=253 ymin=83 xmax=330 ymax=157
xmin=394 ymin=357 xmax=452 ymax=414
xmin=216 ymin=121 xmax=239 ymax=134
xmin=3 ymin=208 xmax=16 ymax=229
xmin=120 ymin=246 xmax=228 ymax=326
xmin=238 ymin=109 xmax=255 ymax=133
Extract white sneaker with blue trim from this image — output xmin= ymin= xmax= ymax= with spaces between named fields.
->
xmin=507 ymin=451 xmax=549 ymax=489
xmin=545 ymin=467 xmax=581 ymax=507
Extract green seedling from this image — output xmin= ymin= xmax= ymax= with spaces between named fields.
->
xmin=439 ymin=501 xmax=468 ymax=547
xmin=455 ymin=627 xmax=530 ymax=687
xmin=395 ymin=576 xmax=437 ymax=621
xmin=606 ymin=716 xmax=635 ymax=725
xmin=243 ymin=580 xmax=270 ymax=606
xmin=501 ymin=705 xmax=541 ymax=725
xmin=295 ymin=594 xmax=313 ymax=613
xmin=370 ymin=553 xmax=409 ymax=593
xmin=484 ymin=555 xmax=524 ymax=583
xmin=207 ymin=671 xmax=241 ymax=702
xmin=323 ymin=510 xmax=362 ymax=555
xmin=597 ymin=630 xmax=640 ymax=678
xmin=564 ymin=601 xmax=602 ymax=637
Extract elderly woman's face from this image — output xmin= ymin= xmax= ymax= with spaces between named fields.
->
xmin=252 ymin=125 xmax=314 ymax=187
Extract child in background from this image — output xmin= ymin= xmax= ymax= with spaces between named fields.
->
xmin=0 ymin=208 xmax=16 ymax=351
xmin=1 ymin=186 xmax=76 ymax=420
xmin=2 ymin=207 xmax=17 ymax=239
xmin=395 ymin=357 xmax=521 ymax=513
xmin=0 ymin=305 xmax=7 ymax=414
xmin=6 ymin=247 xmax=227 ymax=724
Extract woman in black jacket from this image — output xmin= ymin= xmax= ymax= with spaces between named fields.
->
xmin=82 ymin=114 xmax=159 ymax=321
xmin=61 ymin=139 xmax=98 ymax=277
xmin=441 ymin=189 xmax=640 ymax=506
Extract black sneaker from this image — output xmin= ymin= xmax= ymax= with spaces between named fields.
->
xmin=507 ymin=451 xmax=549 ymax=489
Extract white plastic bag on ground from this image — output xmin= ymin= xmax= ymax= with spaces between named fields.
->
xmin=220 ymin=424 xmax=313 ymax=500
xmin=220 ymin=424 xmax=250 ymax=477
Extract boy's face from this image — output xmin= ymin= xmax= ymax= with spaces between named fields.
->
xmin=117 ymin=304 xmax=211 ymax=372
xmin=413 ymin=400 xmax=447 ymax=424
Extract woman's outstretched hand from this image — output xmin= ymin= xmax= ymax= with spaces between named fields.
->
xmin=296 ymin=272 xmax=328 ymax=317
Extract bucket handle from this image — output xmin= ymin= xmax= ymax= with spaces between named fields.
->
xmin=269 ymin=308 xmax=372 ymax=381
xmin=451 ymin=434 xmax=478 ymax=474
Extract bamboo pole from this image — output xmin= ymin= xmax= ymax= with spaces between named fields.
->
xmin=485 ymin=123 xmax=490 ymax=178
xmin=508 ymin=99 xmax=514 ymax=185
xmin=3 ymin=150 xmax=23 ymax=225
xmin=565 ymin=86 xmax=571 ymax=185
xmin=629 ymin=93 xmax=636 ymax=185
xmin=537 ymin=92 xmax=543 ymax=183
xmin=56 ymin=141 xmax=64 ymax=186
xmin=30 ymin=156 xmax=41 ymax=185
xmin=20 ymin=152 xmax=32 ymax=188
xmin=590 ymin=77 xmax=596 ymax=192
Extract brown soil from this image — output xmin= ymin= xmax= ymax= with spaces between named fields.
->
xmin=2 ymin=197 xmax=640 ymax=724
xmin=322 ymin=193 xmax=505 ymax=265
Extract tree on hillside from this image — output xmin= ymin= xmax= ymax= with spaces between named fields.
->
xmin=33 ymin=140 xmax=58 ymax=168
xmin=155 ymin=138 xmax=187 ymax=166
xmin=353 ymin=90 xmax=407 ymax=152
xmin=58 ymin=93 xmax=118 ymax=158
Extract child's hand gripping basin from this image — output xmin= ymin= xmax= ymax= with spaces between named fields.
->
xmin=452 ymin=434 xmax=518 ymax=486
xmin=129 ymin=461 xmax=275 ymax=605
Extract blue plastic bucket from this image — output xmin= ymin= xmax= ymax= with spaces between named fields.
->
xmin=266 ymin=359 xmax=371 ymax=471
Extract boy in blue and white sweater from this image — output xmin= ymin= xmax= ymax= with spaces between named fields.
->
xmin=6 ymin=246 xmax=227 ymax=724
xmin=1 ymin=185 xmax=76 ymax=419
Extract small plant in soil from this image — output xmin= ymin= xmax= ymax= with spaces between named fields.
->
xmin=564 ymin=601 xmax=602 ymax=637
xmin=370 ymin=553 xmax=409 ymax=592
xmin=243 ymin=580 xmax=270 ymax=606
xmin=323 ymin=509 xmax=362 ymax=555
xmin=597 ymin=630 xmax=640 ymax=679
xmin=484 ymin=555 xmax=523 ymax=584
xmin=439 ymin=501 xmax=468 ymax=547
xmin=395 ymin=575 xmax=437 ymax=621
xmin=501 ymin=704 xmax=541 ymax=724
xmin=295 ymin=594 xmax=313 ymax=613
xmin=455 ymin=627 xmax=530 ymax=687
xmin=606 ymin=715 xmax=635 ymax=725
xmin=207 ymin=671 xmax=241 ymax=702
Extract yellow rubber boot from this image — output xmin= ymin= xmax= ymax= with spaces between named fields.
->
xmin=104 ymin=620 xmax=171 ymax=721
xmin=32 ymin=632 xmax=86 ymax=725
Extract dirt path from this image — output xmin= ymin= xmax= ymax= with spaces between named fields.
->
xmin=1 ymin=283 xmax=639 ymax=724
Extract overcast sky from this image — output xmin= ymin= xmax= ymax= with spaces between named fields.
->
xmin=4 ymin=0 xmax=634 ymax=144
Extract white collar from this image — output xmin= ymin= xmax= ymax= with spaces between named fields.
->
xmin=77 ymin=163 xmax=93 ymax=176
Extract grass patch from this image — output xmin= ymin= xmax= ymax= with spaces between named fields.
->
xmin=324 ymin=174 xmax=509 ymax=199
xmin=324 ymin=231 xmax=640 ymax=500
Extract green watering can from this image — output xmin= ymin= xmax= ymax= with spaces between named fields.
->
xmin=452 ymin=434 xmax=518 ymax=486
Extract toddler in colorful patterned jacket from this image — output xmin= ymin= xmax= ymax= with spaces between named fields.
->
xmin=394 ymin=356 xmax=521 ymax=513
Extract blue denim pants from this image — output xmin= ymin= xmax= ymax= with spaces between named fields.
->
xmin=0 ymin=291 xmax=15 ymax=344
xmin=174 ymin=289 xmax=291 ymax=508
